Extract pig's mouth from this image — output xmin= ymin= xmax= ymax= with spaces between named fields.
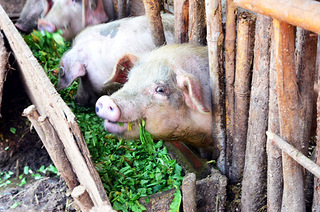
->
xmin=103 ymin=120 xmax=137 ymax=134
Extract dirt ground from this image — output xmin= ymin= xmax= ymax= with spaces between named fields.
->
xmin=0 ymin=61 xmax=76 ymax=211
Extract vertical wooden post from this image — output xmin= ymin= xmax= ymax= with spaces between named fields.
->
xmin=273 ymin=20 xmax=306 ymax=212
xmin=205 ymin=0 xmax=225 ymax=173
xmin=188 ymin=0 xmax=206 ymax=45
xmin=312 ymin=35 xmax=320 ymax=212
xmin=0 ymin=31 xmax=8 ymax=117
xmin=224 ymin=0 xmax=237 ymax=177
xmin=241 ymin=14 xmax=271 ymax=211
xmin=174 ymin=0 xmax=189 ymax=43
xmin=266 ymin=29 xmax=283 ymax=211
xmin=143 ymin=0 xmax=166 ymax=47
xmin=229 ymin=12 xmax=255 ymax=183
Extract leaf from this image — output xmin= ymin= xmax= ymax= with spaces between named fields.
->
xmin=10 ymin=201 xmax=23 ymax=209
xmin=168 ymin=185 xmax=182 ymax=212
xmin=10 ymin=127 xmax=16 ymax=134
xmin=18 ymin=177 xmax=27 ymax=186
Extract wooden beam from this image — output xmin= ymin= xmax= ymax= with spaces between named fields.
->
xmin=143 ymin=0 xmax=166 ymax=46
xmin=174 ymin=0 xmax=189 ymax=43
xmin=273 ymin=19 xmax=306 ymax=211
xmin=205 ymin=0 xmax=225 ymax=173
xmin=267 ymin=131 xmax=320 ymax=179
xmin=0 ymin=5 xmax=111 ymax=210
xmin=0 ymin=31 xmax=8 ymax=117
xmin=234 ymin=0 xmax=320 ymax=34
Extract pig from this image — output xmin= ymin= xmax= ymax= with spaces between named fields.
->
xmin=58 ymin=14 xmax=175 ymax=106
xmin=15 ymin=0 xmax=52 ymax=33
xmin=95 ymin=44 xmax=214 ymax=149
xmin=37 ymin=0 xmax=145 ymax=41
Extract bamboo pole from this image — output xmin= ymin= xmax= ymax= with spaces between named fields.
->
xmin=117 ymin=0 xmax=127 ymax=18
xmin=312 ymin=35 xmax=320 ymax=211
xmin=22 ymin=105 xmax=94 ymax=212
xmin=224 ymin=0 xmax=237 ymax=177
xmin=266 ymin=30 xmax=283 ymax=212
xmin=229 ymin=12 xmax=255 ymax=183
xmin=0 ymin=31 xmax=8 ymax=117
xmin=273 ymin=20 xmax=306 ymax=212
xmin=142 ymin=0 xmax=166 ymax=47
xmin=205 ymin=0 xmax=225 ymax=173
xmin=233 ymin=0 xmax=320 ymax=35
xmin=174 ymin=0 xmax=189 ymax=43
xmin=267 ymin=132 xmax=320 ymax=179
xmin=241 ymin=14 xmax=271 ymax=211
xmin=188 ymin=0 xmax=206 ymax=45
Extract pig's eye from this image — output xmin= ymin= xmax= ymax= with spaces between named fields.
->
xmin=155 ymin=86 xmax=166 ymax=94
xmin=59 ymin=67 xmax=65 ymax=77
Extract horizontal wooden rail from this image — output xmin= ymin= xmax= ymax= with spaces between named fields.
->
xmin=234 ymin=0 xmax=320 ymax=34
xmin=267 ymin=131 xmax=320 ymax=179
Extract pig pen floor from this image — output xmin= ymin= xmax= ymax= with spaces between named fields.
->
xmin=0 ymin=69 xmax=76 ymax=211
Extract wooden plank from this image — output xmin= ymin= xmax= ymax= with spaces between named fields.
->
xmin=234 ymin=0 xmax=320 ymax=34
xmin=0 ymin=31 xmax=8 ymax=117
xmin=0 ymin=4 xmax=111 ymax=210
xmin=205 ymin=0 xmax=226 ymax=173
xmin=273 ymin=19 xmax=306 ymax=211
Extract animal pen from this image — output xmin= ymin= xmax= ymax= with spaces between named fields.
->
xmin=0 ymin=0 xmax=320 ymax=211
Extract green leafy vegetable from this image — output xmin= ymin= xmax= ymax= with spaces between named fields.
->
xmin=23 ymin=30 xmax=183 ymax=212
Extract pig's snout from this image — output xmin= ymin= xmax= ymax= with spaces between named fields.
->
xmin=38 ymin=19 xmax=56 ymax=33
xmin=96 ymin=96 xmax=120 ymax=122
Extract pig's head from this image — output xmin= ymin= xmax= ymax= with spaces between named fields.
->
xmin=57 ymin=48 xmax=94 ymax=105
xmin=15 ymin=0 xmax=52 ymax=33
xmin=38 ymin=0 xmax=108 ymax=41
xmin=96 ymin=46 xmax=213 ymax=148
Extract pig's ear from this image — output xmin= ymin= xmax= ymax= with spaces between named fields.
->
xmin=83 ymin=0 xmax=108 ymax=27
xmin=70 ymin=60 xmax=86 ymax=81
xmin=177 ymin=74 xmax=210 ymax=114
xmin=105 ymin=54 xmax=138 ymax=84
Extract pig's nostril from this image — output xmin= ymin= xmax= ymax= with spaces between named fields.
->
xmin=95 ymin=102 xmax=103 ymax=113
xmin=95 ymin=107 xmax=99 ymax=113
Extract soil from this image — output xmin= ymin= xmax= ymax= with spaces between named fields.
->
xmin=0 ymin=59 xmax=76 ymax=211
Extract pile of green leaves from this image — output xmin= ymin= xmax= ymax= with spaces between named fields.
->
xmin=23 ymin=30 xmax=183 ymax=212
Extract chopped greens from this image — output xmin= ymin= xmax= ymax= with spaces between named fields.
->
xmin=23 ymin=30 xmax=183 ymax=211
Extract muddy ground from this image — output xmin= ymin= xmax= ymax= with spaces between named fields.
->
xmin=0 ymin=62 xmax=76 ymax=211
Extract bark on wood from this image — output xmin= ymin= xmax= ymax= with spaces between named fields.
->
xmin=174 ymin=0 xmax=189 ymax=43
xmin=182 ymin=173 xmax=197 ymax=212
xmin=312 ymin=36 xmax=320 ymax=212
xmin=224 ymin=0 xmax=237 ymax=178
xmin=0 ymin=5 xmax=111 ymax=209
xmin=229 ymin=12 xmax=255 ymax=183
xmin=233 ymin=0 xmax=320 ymax=35
xmin=22 ymin=105 xmax=94 ymax=212
xmin=273 ymin=20 xmax=306 ymax=212
xmin=267 ymin=132 xmax=320 ymax=179
xmin=266 ymin=30 xmax=283 ymax=212
xmin=0 ymin=31 xmax=8 ymax=117
xmin=188 ymin=0 xmax=206 ymax=45
xmin=295 ymin=28 xmax=317 ymax=156
xmin=241 ymin=14 xmax=271 ymax=211
xmin=142 ymin=0 xmax=166 ymax=47
xmin=205 ymin=0 xmax=226 ymax=173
